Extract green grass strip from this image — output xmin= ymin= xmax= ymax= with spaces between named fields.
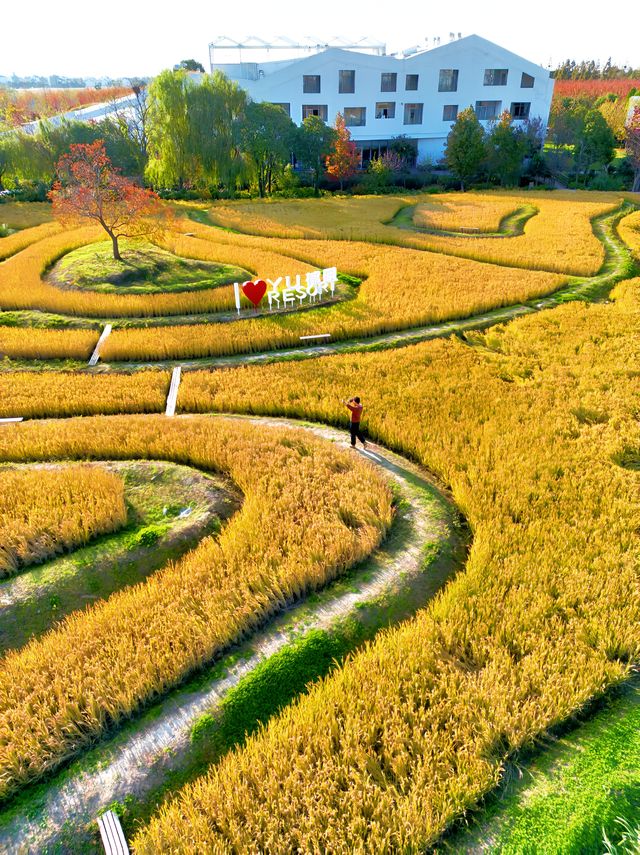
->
xmin=449 ymin=680 xmax=640 ymax=854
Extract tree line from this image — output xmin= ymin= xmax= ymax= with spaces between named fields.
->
xmin=1 ymin=67 xmax=639 ymax=199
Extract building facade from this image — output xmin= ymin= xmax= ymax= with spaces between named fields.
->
xmin=210 ymin=35 xmax=555 ymax=163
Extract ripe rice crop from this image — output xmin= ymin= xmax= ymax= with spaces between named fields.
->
xmin=412 ymin=196 xmax=519 ymax=232
xmin=135 ymin=277 xmax=640 ymax=852
xmin=0 ymin=202 xmax=53 ymax=231
xmin=0 ymin=326 xmax=98 ymax=360
xmin=0 ymin=465 xmax=126 ymax=577
xmin=101 ymin=238 xmax=565 ymax=361
xmin=206 ymin=190 xmax=621 ymax=276
xmin=0 ymin=221 xmax=61 ymax=262
xmin=618 ymin=209 xmax=640 ymax=260
xmin=0 ymin=224 xmax=313 ymax=319
xmin=0 ymin=371 xmax=168 ymax=418
xmin=0 ymin=415 xmax=392 ymax=799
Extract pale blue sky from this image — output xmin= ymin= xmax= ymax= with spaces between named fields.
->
xmin=3 ymin=0 xmax=638 ymax=78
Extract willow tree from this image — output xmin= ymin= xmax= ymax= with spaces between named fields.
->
xmin=145 ymin=69 xmax=247 ymax=193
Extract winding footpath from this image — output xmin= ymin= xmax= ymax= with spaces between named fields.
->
xmin=0 ymin=416 xmax=466 ymax=854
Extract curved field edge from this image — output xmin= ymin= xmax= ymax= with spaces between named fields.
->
xmin=0 ymin=415 xmax=392 ymax=803
xmin=131 ymin=281 xmax=639 ymax=852
xmin=443 ymin=676 xmax=640 ymax=854
xmin=387 ymin=203 xmax=537 ymax=238
xmin=0 ymin=419 xmax=464 ymax=853
xmin=0 ymin=459 xmax=240 ymax=655
xmin=0 ymin=202 xmax=635 ymax=371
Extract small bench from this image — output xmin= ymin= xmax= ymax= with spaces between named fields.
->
xmin=97 ymin=810 xmax=129 ymax=855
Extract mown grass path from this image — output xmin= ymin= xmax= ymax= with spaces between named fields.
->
xmin=0 ymin=416 xmax=465 ymax=853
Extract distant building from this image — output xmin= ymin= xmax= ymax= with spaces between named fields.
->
xmin=209 ymin=34 xmax=554 ymax=163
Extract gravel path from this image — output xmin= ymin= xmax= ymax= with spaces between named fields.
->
xmin=0 ymin=416 xmax=465 ymax=854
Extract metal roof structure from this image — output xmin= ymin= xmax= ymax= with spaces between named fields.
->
xmin=209 ymin=36 xmax=387 ymax=64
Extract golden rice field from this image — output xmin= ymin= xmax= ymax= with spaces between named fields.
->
xmin=411 ymin=194 xmax=519 ymax=232
xmin=0 ymin=325 xmax=99 ymax=360
xmin=0 ymin=190 xmax=633 ymax=366
xmin=134 ymin=274 xmax=640 ymax=853
xmin=0 ymin=190 xmax=639 ymax=853
xmin=0 ymin=371 xmax=169 ymax=418
xmin=0 ymin=465 xmax=126 ymax=577
xmin=206 ymin=190 xmax=623 ymax=275
xmin=0 ymin=415 xmax=392 ymax=799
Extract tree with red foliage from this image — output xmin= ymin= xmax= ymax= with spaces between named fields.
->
xmin=325 ymin=113 xmax=360 ymax=190
xmin=626 ymin=106 xmax=640 ymax=192
xmin=49 ymin=140 xmax=163 ymax=260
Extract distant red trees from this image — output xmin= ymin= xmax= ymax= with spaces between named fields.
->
xmin=553 ymin=79 xmax=640 ymax=101
xmin=0 ymin=87 xmax=130 ymax=126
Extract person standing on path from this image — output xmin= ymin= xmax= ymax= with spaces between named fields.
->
xmin=343 ymin=396 xmax=367 ymax=448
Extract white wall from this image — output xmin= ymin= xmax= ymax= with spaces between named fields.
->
xmin=213 ymin=34 xmax=555 ymax=161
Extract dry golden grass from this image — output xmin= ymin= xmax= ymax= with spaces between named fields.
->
xmin=412 ymin=196 xmax=519 ymax=232
xmin=0 ymin=371 xmax=168 ymax=418
xmin=101 ymin=229 xmax=564 ymax=361
xmin=206 ymin=190 xmax=622 ymax=276
xmin=0 ymin=415 xmax=392 ymax=800
xmin=134 ymin=278 xmax=640 ymax=853
xmin=0 ymin=465 xmax=126 ymax=577
xmin=0 ymin=326 xmax=98 ymax=360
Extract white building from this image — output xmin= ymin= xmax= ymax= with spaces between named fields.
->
xmin=210 ymin=34 xmax=555 ymax=164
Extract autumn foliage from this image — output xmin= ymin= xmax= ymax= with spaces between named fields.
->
xmin=48 ymin=141 xmax=163 ymax=260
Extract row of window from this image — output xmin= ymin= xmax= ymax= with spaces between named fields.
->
xmin=284 ymin=101 xmax=531 ymax=124
xmin=302 ymin=69 xmax=535 ymax=94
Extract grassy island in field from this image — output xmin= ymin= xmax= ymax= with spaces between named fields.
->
xmin=49 ymin=239 xmax=252 ymax=295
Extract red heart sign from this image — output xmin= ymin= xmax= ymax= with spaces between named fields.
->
xmin=242 ymin=279 xmax=267 ymax=307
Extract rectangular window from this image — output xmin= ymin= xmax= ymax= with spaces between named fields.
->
xmin=521 ymin=72 xmax=535 ymax=88
xmin=475 ymin=100 xmax=501 ymax=120
xmin=271 ymin=102 xmax=290 ymax=117
xmin=438 ymin=69 xmax=458 ymax=92
xmin=339 ymin=69 xmax=355 ymax=94
xmin=302 ymin=104 xmax=328 ymax=121
xmin=381 ymin=72 xmax=397 ymax=92
xmin=484 ymin=68 xmax=508 ymax=86
xmin=510 ymin=101 xmax=531 ymax=119
xmin=442 ymin=104 xmax=458 ymax=122
xmin=403 ymin=103 xmax=423 ymax=125
xmin=303 ymin=75 xmax=321 ymax=93
xmin=405 ymin=74 xmax=419 ymax=91
xmin=375 ymin=101 xmax=396 ymax=119
xmin=344 ymin=107 xmax=366 ymax=126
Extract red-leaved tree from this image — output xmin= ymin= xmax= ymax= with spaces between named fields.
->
xmin=626 ymin=105 xmax=640 ymax=192
xmin=325 ymin=113 xmax=360 ymax=190
xmin=49 ymin=140 xmax=164 ymax=260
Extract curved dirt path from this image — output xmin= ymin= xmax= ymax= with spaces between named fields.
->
xmin=0 ymin=416 xmax=466 ymax=854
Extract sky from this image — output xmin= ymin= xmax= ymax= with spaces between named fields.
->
xmin=2 ymin=0 xmax=638 ymax=79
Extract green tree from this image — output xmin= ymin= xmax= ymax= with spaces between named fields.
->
xmin=186 ymin=71 xmax=247 ymax=194
xmin=242 ymin=102 xmax=295 ymax=197
xmin=485 ymin=111 xmax=528 ymax=186
xmin=146 ymin=69 xmax=247 ymax=193
xmin=178 ymin=59 xmax=205 ymax=73
xmin=444 ymin=106 xmax=486 ymax=191
xmin=574 ymin=108 xmax=616 ymax=181
xmin=294 ymin=116 xmax=336 ymax=195
xmin=145 ymin=69 xmax=191 ymax=188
